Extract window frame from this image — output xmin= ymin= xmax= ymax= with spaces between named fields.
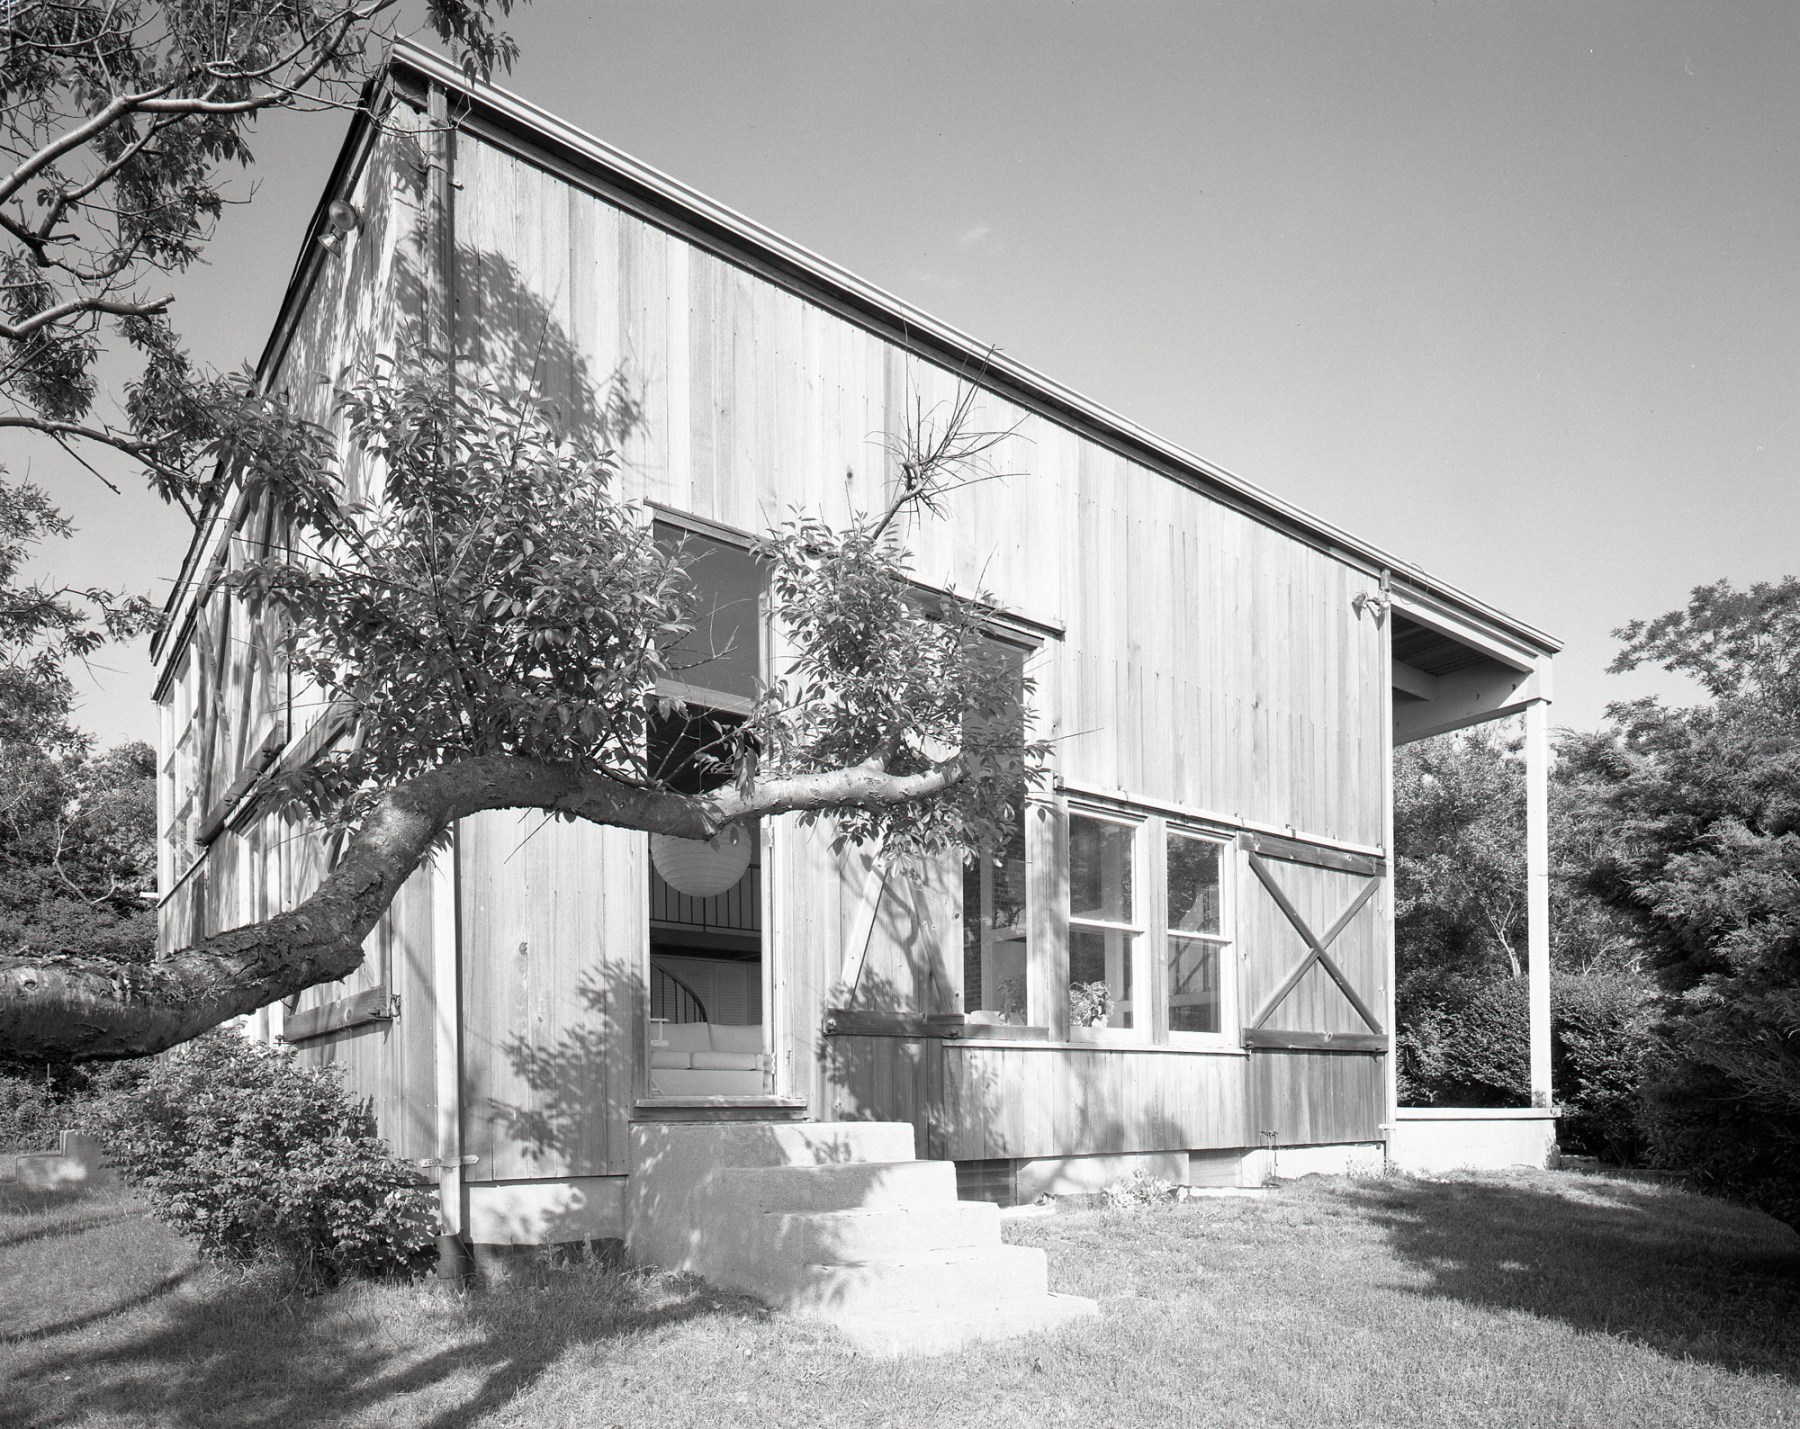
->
xmin=1158 ymin=824 xmax=1238 ymax=1050
xmin=1065 ymin=804 xmax=1150 ymax=1044
xmin=1061 ymin=798 xmax=1241 ymax=1051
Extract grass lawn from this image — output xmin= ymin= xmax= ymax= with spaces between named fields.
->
xmin=2 ymin=1167 xmax=1796 ymax=1428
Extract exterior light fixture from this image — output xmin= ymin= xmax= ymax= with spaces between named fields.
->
xmin=317 ymin=198 xmax=363 ymax=252
xmin=651 ymin=827 xmax=753 ymax=898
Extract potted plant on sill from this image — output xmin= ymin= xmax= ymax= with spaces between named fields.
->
xmin=1068 ymin=981 xmax=1116 ymax=1042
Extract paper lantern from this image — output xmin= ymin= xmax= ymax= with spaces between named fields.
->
xmin=651 ymin=827 xmax=753 ymax=898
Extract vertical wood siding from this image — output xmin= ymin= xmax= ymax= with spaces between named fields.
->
xmin=457 ymin=810 xmax=643 ymax=1180
xmin=162 ymin=114 xmax=1398 ymax=1174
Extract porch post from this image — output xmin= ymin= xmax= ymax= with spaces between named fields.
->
xmin=1524 ymin=694 xmax=1553 ymax=1108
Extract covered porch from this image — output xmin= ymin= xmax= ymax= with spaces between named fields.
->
xmin=1384 ymin=583 xmax=1560 ymax=1172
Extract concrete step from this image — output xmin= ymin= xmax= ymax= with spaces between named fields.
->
xmin=830 ymin=1291 xmax=1101 ymax=1357
xmin=630 ymin=1119 xmax=915 ymax=1173
xmin=766 ymin=1201 xmax=1002 ymax=1265
xmin=787 ymin=1243 xmax=1049 ymax=1318
xmin=720 ymin=1159 xmax=957 ymax=1215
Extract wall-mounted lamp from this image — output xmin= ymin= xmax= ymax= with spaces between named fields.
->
xmin=317 ymin=198 xmax=363 ymax=253
xmin=1352 ymin=590 xmax=1391 ymax=625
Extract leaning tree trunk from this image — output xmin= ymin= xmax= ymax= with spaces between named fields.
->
xmin=0 ymin=751 xmax=958 ymax=1061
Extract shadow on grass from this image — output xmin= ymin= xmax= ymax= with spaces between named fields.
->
xmin=1342 ymin=1172 xmax=1800 ymax=1382
xmin=0 ymin=1181 xmax=129 ymax=1251
xmin=7 ymin=1247 xmax=758 ymax=1429
xmin=7 ymin=1270 xmax=195 ymax=1343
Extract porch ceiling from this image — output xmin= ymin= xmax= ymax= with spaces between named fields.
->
xmin=1390 ymin=614 xmax=1498 ymax=679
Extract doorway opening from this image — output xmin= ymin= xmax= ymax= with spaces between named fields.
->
xmin=644 ymin=525 xmax=770 ymax=1097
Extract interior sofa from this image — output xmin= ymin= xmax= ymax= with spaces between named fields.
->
xmin=649 ymin=1021 xmax=766 ymax=1096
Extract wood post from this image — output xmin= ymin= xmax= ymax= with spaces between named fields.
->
xmin=430 ymin=832 xmax=470 ymax=1277
xmin=1524 ymin=695 xmax=1553 ymax=1108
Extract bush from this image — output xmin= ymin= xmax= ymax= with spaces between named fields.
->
xmin=1637 ymin=1018 xmax=1800 ymax=1230
xmin=0 ymin=1057 xmax=145 ymax=1152
xmin=86 ymin=1031 xmax=437 ymax=1285
xmin=1397 ymin=973 xmax=1530 ymax=1108
xmin=0 ymin=1065 xmax=68 ymax=1152
xmin=1553 ymin=973 xmax=1653 ymax=1162
xmin=1397 ymin=970 xmax=1655 ymax=1162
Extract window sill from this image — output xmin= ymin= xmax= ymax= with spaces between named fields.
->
xmin=950 ymin=1038 xmax=1248 ymax=1057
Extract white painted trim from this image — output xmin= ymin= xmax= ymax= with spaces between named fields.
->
xmin=1390 ymin=659 xmax=1440 ymax=701
xmin=1524 ymin=697 xmax=1553 ymax=1107
xmin=950 ymin=1038 xmax=1249 ymax=1057
xmin=431 ymin=834 xmax=464 ymax=1238
xmin=1394 ymin=1106 xmax=1560 ymax=1121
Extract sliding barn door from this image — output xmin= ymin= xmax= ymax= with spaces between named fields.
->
xmin=1236 ymin=833 xmax=1387 ymax=1147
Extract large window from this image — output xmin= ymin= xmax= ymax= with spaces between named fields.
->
xmin=960 ymin=633 xmax=1034 ymax=1026
xmin=1062 ymin=806 xmax=1236 ymax=1045
xmin=963 ymin=815 xmax=1028 ymax=1023
xmin=1068 ymin=814 xmax=1141 ymax=1032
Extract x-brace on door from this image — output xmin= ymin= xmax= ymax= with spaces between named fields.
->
xmin=1238 ymin=832 xmax=1386 ymax=1052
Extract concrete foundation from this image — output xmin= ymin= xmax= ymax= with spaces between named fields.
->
xmin=1387 ymin=1107 xmax=1560 ymax=1173
xmin=2 ymin=1131 xmax=109 ymax=1190
xmin=466 ymin=1175 xmax=626 ymax=1245
xmin=1016 ymin=1150 xmax=1188 ymax=1200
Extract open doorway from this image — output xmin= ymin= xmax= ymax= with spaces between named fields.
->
xmin=644 ymin=525 xmax=770 ymax=1097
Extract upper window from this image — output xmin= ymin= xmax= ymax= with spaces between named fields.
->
xmin=653 ymin=524 xmax=762 ymax=708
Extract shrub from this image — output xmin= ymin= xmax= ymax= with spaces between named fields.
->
xmin=0 ymin=1057 xmax=145 ymax=1152
xmin=1637 ymin=1020 xmax=1800 ymax=1230
xmin=86 ymin=1031 xmax=437 ymax=1285
xmin=1397 ymin=970 xmax=1655 ymax=1162
xmin=1398 ymin=974 xmax=1530 ymax=1108
xmin=1103 ymin=1169 xmax=1179 ymax=1209
xmin=1552 ymin=973 xmax=1653 ymax=1162
xmin=0 ymin=1064 xmax=68 ymax=1152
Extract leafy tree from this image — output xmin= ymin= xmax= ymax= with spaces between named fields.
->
xmin=1394 ymin=725 xmax=1531 ymax=981
xmin=0 ymin=477 xmax=157 ymax=964
xmin=1394 ymin=723 xmax=1650 ymax=1138
xmin=1566 ymin=577 xmax=1800 ymax=1224
xmin=1 ymin=0 xmax=518 ymax=514
xmin=0 ymin=740 xmax=158 ymax=966
xmin=0 ymin=364 xmax=1044 ymax=1061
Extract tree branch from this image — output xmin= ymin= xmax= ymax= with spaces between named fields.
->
xmin=0 ymin=749 xmax=965 ymax=1061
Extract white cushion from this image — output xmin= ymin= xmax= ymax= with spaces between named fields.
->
xmin=660 ymin=1022 xmax=713 ymax=1053
xmin=650 ymin=1049 xmax=692 ymax=1069
xmin=651 ymin=1068 xmax=765 ymax=1096
xmin=710 ymin=1023 xmax=763 ymax=1055
xmin=692 ymin=1050 xmax=761 ymax=1072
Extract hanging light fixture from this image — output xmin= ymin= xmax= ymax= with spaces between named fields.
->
xmin=651 ymin=826 xmax=753 ymax=898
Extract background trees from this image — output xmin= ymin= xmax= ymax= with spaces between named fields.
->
xmin=2 ymin=0 xmax=517 ymax=513
xmin=1393 ymin=723 xmax=1652 ymax=1159
xmin=1563 ymin=579 xmax=1800 ymax=1226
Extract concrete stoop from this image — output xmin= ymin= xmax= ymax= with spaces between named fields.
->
xmin=626 ymin=1120 xmax=1097 ymax=1355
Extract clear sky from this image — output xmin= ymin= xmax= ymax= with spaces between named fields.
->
xmin=13 ymin=0 xmax=1797 ymax=748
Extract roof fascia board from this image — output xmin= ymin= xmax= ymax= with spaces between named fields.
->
xmin=389 ymin=42 xmax=1559 ymax=659
xmin=1390 ymin=583 xmax=1548 ymax=674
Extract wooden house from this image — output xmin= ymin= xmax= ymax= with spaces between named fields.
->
xmin=154 ymin=46 xmax=1560 ymax=1275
